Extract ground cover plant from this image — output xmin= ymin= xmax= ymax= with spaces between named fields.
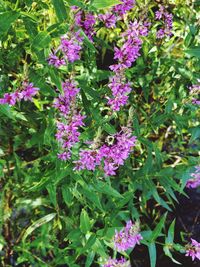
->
xmin=0 ymin=0 xmax=200 ymax=266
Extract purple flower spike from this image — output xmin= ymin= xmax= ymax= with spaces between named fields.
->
xmin=103 ymin=257 xmax=131 ymax=267
xmin=0 ymin=81 xmax=39 ymax=105
xmin=114 ymin=220 xmax=142 ymax=251
xmin=186 ymin=166 xmax=200 ymax=189
xmin=185 ymin=239 xmax=200 ymax=261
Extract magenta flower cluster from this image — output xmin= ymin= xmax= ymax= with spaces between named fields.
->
xmin=72 ymin=8 xmax=96 ymax=41
xmin=155 ymin=6 xmax=173 ymax=38
xmin=185 ymin=239 xmax=200 ymax=261
xmin=99 ymin=0 xmax=135 ymax=28
xmin=108 ymin=20 xmax=149 ymax=110
xmin=189 ymin=80 xmax=200 ymax=105
xmin=186 ymin=166 xmax=200 ymax=189
xmin=74 ymin=128 xmax=137 ymax=176
xmin=0 ymin=81 xmax=39 ymax=105
xmin=114 ymin=220 xmax=142 ymax=251
xmin=48 ymin=31 xmax=83 ymax=67
xmin=54 ymin=79 xmax=85 ymax=160
xmin=103 ymin=257 xmax=130 ymax=267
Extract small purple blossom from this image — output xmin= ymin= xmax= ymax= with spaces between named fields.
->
xmin=103 ymin=257 xmax=131 ymax=267
xmin=21 ymin=82 xmax=39 ymax=101
xmin=185 ymin=239 xmax=200 ymax=261
xmin=54 ymin=79 xmax=80 ymax=116
xmin=112 ymin=0 xmax=135 ymax=16
xmin=73 ymin=9 xmax=96 ymax=41
xmin=0 ymin=82 xmax=39 ymax=105
xmin=60 ymin=32 xmax=83 ymax=62
xmin=186 ymin=166 xmax=200 ymax=189
xmin=189 ymin=80 xmax=200 ymax=105
xmin=48 ymin=53 xmax=65 ymax=67
xmin=155 ymin=6 xmax=173 ymax=38
xmin=54 ymin=79 xmax=85 ymax=160
xmin=74 ymin=128 xmax=136 ymax=176
xmin=114 ymin=220 xmax=143 ymax=251
xmin=48 ymin=31 xmax=83 ymax=67
xmin=107 ymin=73 xmax=132 ymax=111
xmin=98 ymin=13 xmax=118 ymax=28
xmin=56 ymin=113 xmax=85 ymax=159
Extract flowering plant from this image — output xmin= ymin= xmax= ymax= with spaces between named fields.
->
xmin=0 ymin=0 xmax=199 ymax=266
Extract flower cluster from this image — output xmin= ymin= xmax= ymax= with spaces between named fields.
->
xmin=108 ymin=20 xmax=149 ymax=110
xmin=74 ymin=128 xmax=137 ymax=176
xmin=155 ymin=6 xmax=173 ymax=38
xmin=114 ymin=220 xmax=142 ymax=251
xmin=189 ymin=80 xmax=200 ymax=105
xmin=72 ymin=8 xmax=96 ymax=41
xmin=54 ymin=79 xmax=85 ymax=160
xmin=107 ymin=73 xmax=132 ymax=111
xmin=99 ymin=0 xmax=135 ymax=28
xmin=48 ymin=31 xmax=83 ymax=67
xmin=185 ymin=239 xmax=200 ymax=261
xmin=0 ymin=81 xmax=39 ymax=105
xmin=186 ymin=166 xmax=200 ymax=189
xmin=103 ymin=257 xmax=130 ymax=267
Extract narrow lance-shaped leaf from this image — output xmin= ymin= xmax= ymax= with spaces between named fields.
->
xmin=22 ymin=213 xmax=56 ymax=242
xmin=51 ymin=0 xmax=68 ymax=22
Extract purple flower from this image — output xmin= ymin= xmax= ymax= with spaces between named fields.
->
xmin=107 ymin=20 xmax=149 ymax=110
xmin=112 ymin=0 xmax=135 ymax=16
xmin=48 ymin=53 xmax=65 ymax=67
xmin=107 ymin=73 xmax=132 ymax=111
xmin=0 ymin=82 xmax=39 ymax=105
xmin=54 ymin=79 xmax=80 ymax=116
xmin=114 ymin=220 xmax=143 ymax=251
xmin=185 ymin=239 xmax=200 ymax=261
xmin=155 ymin=6 xmax=173 ymax=38
xmin=21 ymin=82 xmax=39 ymax=101
xmin=57 ymin=151 xmax=70 ymax=161
xmin=56 ymin=113 xmax=85 ymax=159
xmin=75 ymin=128 xmax=137 ymax=176
xmin=54 ymin=78 xmax=85 ymax=160
xmin=98 ymin=13 xmax=118 ymax=28
xmin=186 ymin=166 xmax=200 ymax=189
xmin=189 ymin=81 xmax=200 ymax=105
xmin=103 ymin=257 xmax=131 ymax=267
xmin=48 ymin=31 xmax=83 ymax=67
xmin=60 ymin=32 xmax=83 ymax=62
xmin=73 ymin=10 xmax=96 ymax=41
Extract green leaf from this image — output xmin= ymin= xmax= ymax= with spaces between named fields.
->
xmin=0 ymin=11 xmax=19 ymax=35
xmin=68 ymin=0 xmax=86 ymax=8
xmin=94 ymin=181 xmax=123 ymax=198
xmin=62 ymin=186 xmax=73 ymax=206
xmin=185 ymin=47 xmax=200 ymax=58
xmin=166 ymin=219 xmax=175 ymax=244
xmin=85 ymin=251 xmax=95 ymax=267
xmin=189 ymin=126 xmax=200 ymax=143
xmin=163 ymin=246 xmax=181 ymax=265
xmin=80 ymin=209 xmax=91 ymax=234
xmin=22 ymin=213 xmax=56 ymax=242
xmin=31 ymin=31 xmax=51 ymax=50
xmin=51 ymin=0 xmax=68 ymax=22
xmin=81 ymin=188 xmax=103 ymax=211
xmin=148 ymin=243 xmax=156 ymax=267
xmin=92 ymin=0 xmax=120 ymax=9
xmin=102 ymin=123 xmax=116 ymax=135
xmin=150 ymin=213 xmax=167 ymax=241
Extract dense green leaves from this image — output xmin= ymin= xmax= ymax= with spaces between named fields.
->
xmin=51 ymin=0 xmax=68 ymax=22
xmin=0 ymin=0 xmax=199 ymax=266
xmin=0 ymin=11 xmax=19 ymax=36
xmin=91 ymin=0 xmax=120 ymax=9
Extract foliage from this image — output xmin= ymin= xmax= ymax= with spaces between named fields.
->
xmin=0 ymin=0 xmax=199 ymax=266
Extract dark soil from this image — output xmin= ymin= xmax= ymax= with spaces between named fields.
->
xmin=131 ymin=188 xmax=200 ymax=267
